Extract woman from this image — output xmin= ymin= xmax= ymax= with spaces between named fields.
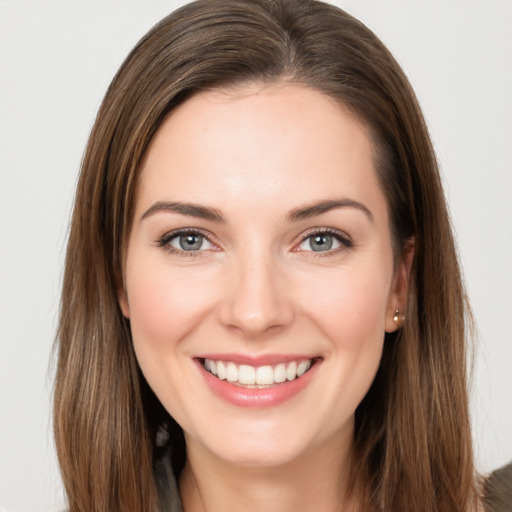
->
xmin=53 ymin=0 xmax=481 ymax=510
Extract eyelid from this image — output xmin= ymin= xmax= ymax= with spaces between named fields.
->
xmin=293 ymin=227 xmax=354 ymax=254
xmin=157 ymin=228 xmax=220 ymax=256
xmin=156 ymin=226 xmax=353 ymax=257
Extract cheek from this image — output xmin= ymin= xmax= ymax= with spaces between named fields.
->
xmin=320 ymin=272 xmax=388 ymax=371
xmin=299 ymin=266 xmax=390 ymax=418
xmin=124 ymin=260 xmax=220 ymax=429
xmin=126 ymin=260 xmax=212 ymax=346
xmin=298 ymin=262 xmax=392 ymax=346
xmin=124 ymin=257 xmax=219 ymax=408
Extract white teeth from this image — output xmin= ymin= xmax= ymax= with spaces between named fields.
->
xmin=297 ymin=360 xmax=311 ymax=377
xmin=217 ymin=361 xmax=226 ymax=380
xmin=274 ymin=363 xmax=286 ymax=383
xmin=226 ymin=362 xmax=238 ymax=382
xmin=286 ymin=361 xmax=297 ymax=381
xmin=238 ymin=365 xmax=256 ymax=385
xmin=203 ymin=358 xmax=314 ymax=386
xmin=256 ymin=365 xmax=274 ymax=385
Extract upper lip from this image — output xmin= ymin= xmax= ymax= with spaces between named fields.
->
xmin=194 ymin=353 xmax=321 ymax=366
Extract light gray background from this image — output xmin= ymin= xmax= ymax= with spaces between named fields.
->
xmin=1 ymin=1 xmax=511 ymax=511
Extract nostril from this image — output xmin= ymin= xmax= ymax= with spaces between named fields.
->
xmin=216 ymin=259 xmax=295 ymax=336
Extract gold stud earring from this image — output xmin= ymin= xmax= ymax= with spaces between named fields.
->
xmin=393 ymin=309 xmax=405 ymax=329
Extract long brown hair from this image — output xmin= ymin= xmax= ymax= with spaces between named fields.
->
xmin=53 ymin=1 xmax=478 ymax=510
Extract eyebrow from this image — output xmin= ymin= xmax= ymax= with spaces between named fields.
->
xmin=141 ymin=201 xmax=224 ymax=223
xmin=140 ymin=197 xmax=374 ymax=224
xmin=286 ymin=198 xmax=374 ymax=223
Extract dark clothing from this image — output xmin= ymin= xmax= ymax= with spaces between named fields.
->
xmin=484 ymin=463 xmax=512 ymax=512
xmin=155 ymin=444 xmax=184 ymax=512
xmin=155 ymin=445 xmax=512 ymax=512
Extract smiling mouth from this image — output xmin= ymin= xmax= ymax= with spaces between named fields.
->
xmin=200 ymin=358 xmax=320 ymax=389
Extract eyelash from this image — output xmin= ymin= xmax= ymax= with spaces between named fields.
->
xmin=157 ymin=227 xmax=353 ymax=257
xmin=158 ymin=228 xmax=216 ymax=257
xmin=296 ymin=228 xmax=354 ymax=256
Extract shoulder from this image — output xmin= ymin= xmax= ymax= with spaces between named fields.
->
xmin=482 ymin=462 xmax=512 ymax=512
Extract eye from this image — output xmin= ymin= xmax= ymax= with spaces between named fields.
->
xmin=159 ymin=229 xmax=215 ymax=254
xmin=296 ymin=229 xmax=352 ymax=253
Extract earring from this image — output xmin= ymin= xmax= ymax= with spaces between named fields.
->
xmin=393 ymin=309 xmax=405 ymax=329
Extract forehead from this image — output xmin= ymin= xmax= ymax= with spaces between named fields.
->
xmin=135 ymin=83 xmax=386 ymax=222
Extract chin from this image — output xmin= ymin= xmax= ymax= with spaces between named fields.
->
xmin=206 ymin=435 xmax=313 ymax=468
xmin=184 ymin=411 xmax=351 ymax=470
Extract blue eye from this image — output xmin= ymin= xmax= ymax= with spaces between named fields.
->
xmin=308 ymin=234 xmax=336 ymax=251
xmin=161 ymin=231 xmax=214 ymax=253
xmin=297 ymin=230 xmax=352 ymax=253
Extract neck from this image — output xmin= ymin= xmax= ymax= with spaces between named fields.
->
xmin=179 ymin=429 xmax=358 ymax=512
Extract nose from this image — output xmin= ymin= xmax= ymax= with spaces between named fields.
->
xmin=218 ymin=251 xmax=295 ymax=338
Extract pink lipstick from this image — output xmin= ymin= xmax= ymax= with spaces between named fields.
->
xmin=194 ymin=355 xmax=321 ymax=408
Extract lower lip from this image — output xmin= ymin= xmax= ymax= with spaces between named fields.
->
xmin=196 ymin=359 xmax=320 ymax=408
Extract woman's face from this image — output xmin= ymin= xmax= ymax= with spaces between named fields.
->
xmin=120 ymin=83 xmax=408 ymax=467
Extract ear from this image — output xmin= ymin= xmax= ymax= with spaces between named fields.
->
xmin=385 ymin=238 xmax=415 ymax=333
xmin=118 ymin=284 xmax=130 ymax=319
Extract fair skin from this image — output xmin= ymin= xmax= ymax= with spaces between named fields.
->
xmin=119 ymin=83 xmax=411 ymax=512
